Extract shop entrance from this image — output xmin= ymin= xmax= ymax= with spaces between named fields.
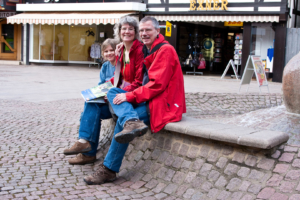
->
xmin=0 ymin=20 xmax=17 ymax=60
xmin=177 ymin=22 xmax=243 ymax=75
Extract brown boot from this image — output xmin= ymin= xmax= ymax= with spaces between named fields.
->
xmin=63 ymin=141 xmax=92 ymax=155
xmin=68 ymin=153 xmax=96 ymax=165
xmin=114 ymin=119 xmax=148 ymax=144
xmin=83 ymin=164 xmax=116 ymax=185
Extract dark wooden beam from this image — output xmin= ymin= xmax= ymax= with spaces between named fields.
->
xmin=272 ymin=21 xmax=287 ymax=83
xmin=241 ymin=22 xmax=251 ymax=76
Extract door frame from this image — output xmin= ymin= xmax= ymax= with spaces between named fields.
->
xmin=0 ymin=19 xmax=18 ymax=60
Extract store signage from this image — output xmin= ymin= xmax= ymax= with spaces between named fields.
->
xmin=165 ymin=21 xmax=172 ymax=37
xmin=44 ymin=0 xmax=59 ymax=2
xmin=0 ymin=12 xmax=16 ymax=18
xmin=7 ymin=0 xmax=19 ymax=3
xmin=190 ymin=0 xmax=228 ymax=11
xmin=224 ymin=21 xmax=243 ymax=26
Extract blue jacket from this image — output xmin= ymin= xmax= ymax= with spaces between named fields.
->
xmin=98 ymin=61 xmax=115 ymax=85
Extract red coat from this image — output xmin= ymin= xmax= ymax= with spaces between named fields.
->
xmin=126 ymin=34 xmax=186 ymax=133
xmin=109 ymin=39 xmax=144 ymax=92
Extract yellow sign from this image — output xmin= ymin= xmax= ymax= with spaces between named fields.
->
xmin=224 ymin=21 xmax=243 ymax=26
xmin=165 ymin=21 xmax=172 ymax=37
xmin=190 ymin=0 xmax=228 ymax=11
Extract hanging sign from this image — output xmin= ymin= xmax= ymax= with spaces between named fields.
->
xmin=165 ymin=21 xmax=172 ymax=37
xmin=190 ymin=0 xmax=228 ymax=11
xmin=224 ymin=21 xmax=243 ymax=27
xmin=239 ymin=55 xmax=270 ymax=93
xmin=221 ymin=59 xmax=239 ymax=80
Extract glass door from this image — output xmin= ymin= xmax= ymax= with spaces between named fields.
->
xmin=0 ymin=20 xmax=17 ymax=60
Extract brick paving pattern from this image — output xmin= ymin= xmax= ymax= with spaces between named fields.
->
xmin=1 ymin=90 xmax=300 ymax=200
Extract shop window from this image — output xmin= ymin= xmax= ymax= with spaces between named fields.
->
xmin=32 ymin=24 xmax=39 ymax=60
xmin=250 ymin=24 xmax=275 ymax=72
xmin=54 ymin=24 xmax=69 ymax=61
xmin=40 ymin=25 xmax=54 ymax=60
xmin=69 ymin=25 xmax=96 ymax=62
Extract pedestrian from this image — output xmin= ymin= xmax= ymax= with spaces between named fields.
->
xmin=83 ymin=16 xmax=186 ymax=185
xmin=63 ymin=16 xmax=144 ymax=165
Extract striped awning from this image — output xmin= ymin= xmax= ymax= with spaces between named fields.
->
xmin=148 ymin=15 xmax=280 ymax=22
xmin=7 ymin=12 xmax=136 ymax=25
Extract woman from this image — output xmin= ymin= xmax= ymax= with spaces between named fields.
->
xmin=64 ymin=16 xmax=144 ymax=166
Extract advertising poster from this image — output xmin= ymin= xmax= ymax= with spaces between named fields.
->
xmin=252 ymin=56 xmax=267 ymax=86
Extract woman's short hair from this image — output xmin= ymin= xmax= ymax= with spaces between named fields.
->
xmin=113 ymin=16 xmax=140 ymax=42
xmin=101 ymin=38 xmax=118 ymax=55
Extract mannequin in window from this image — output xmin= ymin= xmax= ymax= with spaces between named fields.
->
xmin=57 ymin=32 xmax=64 ymax=60
xmin=39 ymin=29 xmax=46 ymax=60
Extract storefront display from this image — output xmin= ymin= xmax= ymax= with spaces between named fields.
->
xmin=30 ymin=24 xmax=113 ymax=63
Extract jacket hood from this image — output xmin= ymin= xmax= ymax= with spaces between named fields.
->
xmin=149 ymin=34 xmax=169 ymax=52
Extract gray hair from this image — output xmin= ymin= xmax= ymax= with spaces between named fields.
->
xmin=140 ymin=16 xmax=160 ymax=29
xmin=113 ymin=16 xmax=140 ymax=42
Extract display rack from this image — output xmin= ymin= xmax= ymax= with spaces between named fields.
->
xmin=232 ymin=33 xmax=243 ymax=78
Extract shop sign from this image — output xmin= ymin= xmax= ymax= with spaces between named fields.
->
xmin=7 ymin=0 xmax=19 ymax=2
xmin=190 ymin=0 xmax=228 ymax=11
xmin=0 ymin=12 xmax=16 ymax=18
xmin=165 ymin=21 xmax=171 ymax=37
xmin=224 ymin=21 xmax=243 ymax=26
xmin=44 ymin=0 xmax=59 ymax=2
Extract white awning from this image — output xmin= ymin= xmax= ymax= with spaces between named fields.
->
xmin=7 ymin=12 xmax=136 ymax=25
xmin=148 ymin=15 xmax=280 ymax=22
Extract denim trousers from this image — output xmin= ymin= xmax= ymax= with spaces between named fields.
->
xmin=78 ymin=87 xmax=149 ymax=172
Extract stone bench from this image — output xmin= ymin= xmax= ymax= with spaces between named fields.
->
xmin=164 ymin=116 xmax=289 ymax=150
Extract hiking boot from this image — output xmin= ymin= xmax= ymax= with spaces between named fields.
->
xmin=83 ymin=164 xmax=116 ymax=185
xmin=63 ymin=141 xmax=92 ymax=155
xmin=68 ymin=153 xmax=96 ymax=165
xmin=114 ymin=119 xmax=148 ymax=143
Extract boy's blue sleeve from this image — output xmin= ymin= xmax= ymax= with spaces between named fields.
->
xmin=98 ymin=62 xmax=107 ymax=85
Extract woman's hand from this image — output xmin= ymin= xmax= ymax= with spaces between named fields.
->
xmin=115 ymin=43 xmax=124 ymax=56
xmin=113 ymin=93 xmax=127 ymax=105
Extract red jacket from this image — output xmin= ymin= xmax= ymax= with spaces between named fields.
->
xmin=126 ymin=34 xmax=186 ymax=133
xmin=109 ymin=39 xmax=144 ymax=92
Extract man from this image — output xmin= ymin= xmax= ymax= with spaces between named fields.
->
xmin=83 ymin=16 xmax=186 ymax=185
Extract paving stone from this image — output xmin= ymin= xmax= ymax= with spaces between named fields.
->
xmin=199 ymin=163 xmax=212 ymax=176
xmin=271 ymin=150 xmax=281 ymax=159
xmin=187 ymin=146 xmax=199 ymax=159
xmin=208 ymin=170 xmax=220 ymax=181
xmin=183 ymin=188 xmax=195 ymax=199
xmin=224 ymin=163 xmax=239 ymax=176
xmin=273 ymin=164 xmax=289 ymax=174
xmin=199 ymin=145 xmax=210 ymax=158
xmin=175 ymin=185 xmax=189 ymax=196
xmin=257 ymin=187 xmax=275 ymax=199
xmin=201 ymin=181 xmax=212 ymax=192
xmin=216 ymin=190 xmax=231 ymax=200
xmin=290 ymin=194 xmax=300 ymax=200
xmin=292 ymin=158 xmax=300 ymax=168
xmin=192 ymin=158 xmax=204 ymax=170
xmin=181 ymin=160 xmax=191 ymax=169
xmin=279 ymin=181 xmax=296 ymax=193
xmin=284 ymin=146 xmax=298 ymax=152
xmin=232 ymin=152 xmax=246 ymax=163
xmin=226 ymin=178 xmax=242 ymax=191
xmin=279 ymin=153 xmax=295 ymax=163
xmin=285 ymin=170 xmax=300 ymax=180
xmin=154 ymin=193 xmax=168 ymax=199
xmin=248 ymin=169 xmax=264 ymax=180
xmin=216 ymin=157 xmax=228 ymax=169
xmin=239 ymin=180 xmax=251 ymax=192
xmin=164 ymin=183 xmax=178 ymax=194
xmin=247 ymin=183 xmax=262 ymax=194
xmin=245 ymin=155 xmax=258 ymax=167
xmin=237 ymin=167 xmax=250 ymax=178
xmin=172 ymin=157 xmax=183 ymax=169
xmin=241 ymin=194 xmax=253 ymax=200
xmin=215 ymin=176 xmax=227 ymax=188
xmin=184 ymin=172 xmax=197 ymax=183
xmin=231 ymin=191 xmax=243 ymax=200
xmin=257 ymin=158 xmax=275 ymax=170
xmin=267 ymin=174 xmax=283 ymax=186
xmin=152 ymin=183 xmax=166 ymax=193
xmin=172 ymin=171 xmax=185 ymax=184
xmin=207 ymin=188 xmax=220 ymax=199
xmin=269 ymin=193 xmax=288 ymax=200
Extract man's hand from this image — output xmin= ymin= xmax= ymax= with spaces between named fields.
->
xmin=115 ymin=43 xmax=124 ymax=56
xmin=113 ymin=93 xmax=127 ymax=105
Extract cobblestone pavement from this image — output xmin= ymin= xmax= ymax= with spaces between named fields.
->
xmin=1 ymin=65 xmax=300 ymax=200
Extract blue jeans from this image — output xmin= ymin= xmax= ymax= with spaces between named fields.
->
xmin=78 ymin=102 xmax=112 ymax=156
xmin=103 ymin=88 xmax=149 ymax=172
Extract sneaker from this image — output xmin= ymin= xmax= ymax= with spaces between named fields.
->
xmin=63 ymin=141 xmax=92 ymax=155
xmin=114 ymin=119 xmax=148 ymax=144
xmin=68 ymin=153 xmax=96 ymax=165
xmin=83 ymin=164 xmax=116 ymax=185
